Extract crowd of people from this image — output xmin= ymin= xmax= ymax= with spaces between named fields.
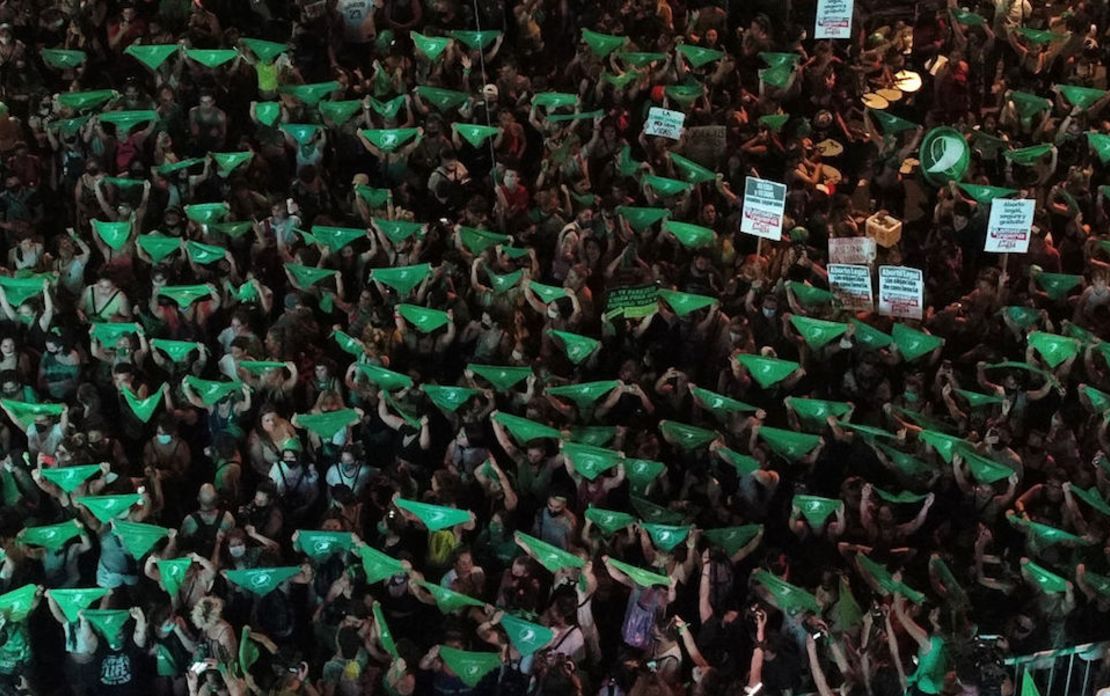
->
xmin=0 ymin=0 xmax=1106 ymax=694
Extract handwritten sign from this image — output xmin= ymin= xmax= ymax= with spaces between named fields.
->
xmin=985 ymin=199 xmax=1034 ymax=253
xmin=740 ymin=177 xmax=786 ymax=241
xmin=815 ymin=0 xmax=854 ymax=39
xmin=878 ymin=266 xmax=924 ymax=320
xmin=829 ymin=237 xmax=877 ymax=265
xmin=682 ymin=126 xmax=727 ymax=167
xmin=644 ymin=107 xmax=686 ymax=140
xmin=828 ymin=264 xmax=874 ymax=311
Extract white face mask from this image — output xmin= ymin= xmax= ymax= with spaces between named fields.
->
xmin=762 ymin=308 xmax=776 ymax=319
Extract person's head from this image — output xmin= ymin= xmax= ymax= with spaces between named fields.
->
xmin=197 ymin=483 xmax=218 ymax=512
xmin=0 ymin=24 xmax=13 ymax=46
xmin=502 ymin=168 xmax=520 ymax=189
xmin=226 ymin=528 xmax=248 ymax=559
xmin=526 ymin=444 xmax=547 ymax=465
xmin=155 ymin=415 xmax=177 ymax=444
xmin=760 ymin=294 xmax=779 ymax=318
xmin=0 ymin=337 xmax=14 ymax=358
xmin=198 ymin=91 xmax=216 ymax=109
xmin=253 ymin=481 xmax=277 ymax=509
xmin=112 ymin=363 xmax=136 ymax=390
xmin=120 ymin=4 xmax=137 ymax=22
xmin=452 ymin=548 xmax=475 ymax=575
xmin=546 ymin=495 xmax=567 ymax=517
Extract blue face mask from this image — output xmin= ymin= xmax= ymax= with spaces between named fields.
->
xmin=157 ymin=434 xmax=172 ymax=445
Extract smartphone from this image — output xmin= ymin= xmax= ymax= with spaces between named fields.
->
xmin=190 ymin=662 xmax=209 ymax=675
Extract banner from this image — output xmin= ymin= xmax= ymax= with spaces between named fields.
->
xmin=815 ymin=0 xmax=853 ymax=39
xmin=878 ymin=266 xmax=924 ymax=320
xmin=985 ymin=199 xmax=1035 ymax=253
xmin=604 ymin=284 xmax=659 ymax=319
xmin=740 ymin=177 xmax=786 ymax=240
xmin=829 ymin=237 xmax=876 ymax=265
xmin=643 ymin=107 xmax=685 ymax=140
xmin=682 ymin=126 xmax=726 ymax=167
xmin=828 ymin=264 xmax=873 ymax=311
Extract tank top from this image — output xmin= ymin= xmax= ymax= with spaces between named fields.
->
xmin=256 ymin=61 xmax=278 ymax=93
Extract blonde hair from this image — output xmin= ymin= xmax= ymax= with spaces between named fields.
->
xmin=190 ymin=596 xmax=224 ymax=631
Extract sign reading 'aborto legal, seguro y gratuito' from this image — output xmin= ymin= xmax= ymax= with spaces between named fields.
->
xmin=740 ymin=177 xmax=786 ymax=241
xmin=985 ymin=199 xmax=1035 ymax=253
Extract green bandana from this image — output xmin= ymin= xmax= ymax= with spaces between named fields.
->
xmin=668 ymin=152 xmax=716 ymax=184
xmin=294 ymin=530 xmax=354 ymax=560
xmin=113 ymin=520 xmax=168 ymax=557
xmin=625 ymin=458 xmax=665 ymax=488
xmin=657 ymin=289 xmax=715 ymax=317
xmin=753 ymin=570 xmax=820 ymax=613
xmin=157 ymin=558 xmax=192 ymax=597
xmin=303 ymin=225 xmax=363 ymax=251
xmin=841 ymin=423 xmax=897 ymax=441
xmin=664 ymin=220 xmax=714 ymax=248
xmin=1057 ymin=84 xmax=1107 ymax=110
xmin=521 ymin=283 xmax=565 ymax=307
xmin=585 ymin=506 xmax=636 ymax=535
xmin=952 ymin=9 xmax=985 ymax=25
xmin=1022 ymin=559 xmax=1068 ymax=593
xmin=332 ymin=329 xmax=365 ymax=357
xmin=455 ymin=123 xmax=501 ymax=148
xmin=468 ymin=364 xmax=532 ymax=391
xmin=759 ymin=65 xmax=794 ymax=88
xmin=659 ymin=420 xmax=717 ymax=450
xmin=136 ymin=234 xmax=181 ymax=263
xmin=488 ymin=269 xmax=523 ymax=293
xmin=149 ymin=339 xmax=200 ymax=364
xmin=285 ymin=262 xmax=337 ymax=288
xmin=608 ymin=558 xmax=670 ymax=587
xmin=357 ymin=363 xmax=413 ymax=391
xmin=513 ymin=532 xmax=585 ymax=572
xmin=619 ymin=51 xmax=666 ymax=67
xmin=355 ymin=185 xmax=391 ymax=208
xmin=238 ymin=360 xmax=286 ymax=375
xmin=631 ymin=496 xmax=684 ymax=524
xmin=532 ymin=92 xmax=579 ymax=110
xmin=361 ymin=128 xmax=419 ymax=152
xmin=603 ymin=70 xmax=640 ymax=88
xmin=18 ymin=520 xmax=81 ymax=551
xmin=665 ymin=83 xmax=704 ymax=105
xmin=716 ymin=447 xmax=760 ymax=477
xmin=421 ymin=385 xmax=479 ymax=412
xmin=955 ymin=389 xmax=1005 ymax=408
xmin=39 ymin=464 xmax=101 ymax=493
xmin=416 ymin=86 xmax=469 ymax=112
xmin=581 ymin=29 xmax=628 ymax=57
xmin=457 ymin=226 xmax=509 ymax=253
xmin=1090 ymin=132 xmax=1110 ymax=163
xmin=358 ymin=545 xmax=406 ymax=583
xmin=91 ymin=220 xmax=132 ymax=250
xmin=492 ymin=412 xmax=561 ymax=442
xmin=183 ymin=241 xmax=224 ymax=266
xmin=918 ymin=430 xmax=964 ymax=463
xmin=961 ymin=449 xmax=1014 ymax=484
xmin=281 ymin=81 xmax=340 ymax=106
xmin=447 ymin=30 xmax=501 ymax=50
xmin=958 ymin=183 xmax=1017 ymax=204
xmin=1003 ymin=306 xmax=1041 ymax=328
xmin=704 ymin=525 xmax=762 ymax=557
xmin=0 ymin=273 xmax=55 ymax=307
xmin=644 ymin=175 xmax=693 ymax=197
xmin=186 ymin=49 xmax=238 ymax=68
xmin=2 ymin=400 xmax=63 ymax=431
xmin=794 ymin=495 xmax=842 ymax=526
xmin=225 ymin=567 xmax=300 ymax=595
xmin=736 ymin=354 xmax=800 ymax=388
xmin=124 ymin=44 xmax=178 ymax=70
xmin=1027 ymin=331 xmax=1080 ymax=368
xmin=238 ymin=625 xmax=261 ymax=675
xmin=786 ymin=397 xmax=851 ymax=424
xmin=280 ymin=123 xmax=320 ymax=145
xmin=642 ymin=522 xmax=691 ymax=552
xmin=439 ymin=646 xmax=501 ymax=687
xmin=416 ymin=579 xmax=484 ymax=613
xmin=617 ymin=206 xmax=668 ymax=231
xmin=786 ymin=282 xmax=835 ymax=307
xmin=57 ymin=89 xmax=117 ymax=112
xmin=872 ymin=486 xmax=928 ymax=504
xmin=868 ymin=109 xmax=918 ymax=135
xmin=369 ymin=95 xmax=406 ymax=120
xmin=296 ymin=409 xmax=360 ymax=438
xmin=1017 ymin=27 xmax=1065 ymax=44
xmin=562 ymin=442 xmax=622 ymax=480
xmin=41 ymin=48 xmax=86 ymax=70
xmin=123 ymin=385 xmax=165 ymax=423
xmin=98 ymin=110 xmax=157 ymax=133
xmin=1069 ymin=485 xmax=1110 ymax=516
xmin=317 ymin=99 xmax=362 ymax=125
xmin=1083 ymin=384 xmax=1110 ymax=413
xmin=397 ymin=304 xmax=450 ymax=333
xmin=891 ymin=324 xmax=944 ymax=361
xmin=77 ymin=494 xmax=141 ymax=523
xmin=549 ymin=329 xmax=600 ymax=364
xmin=499 ymin=613 xmax=553 ymax=656
xmin=210 ymin=151 xmax=253 ymax=176
xmin=411 ymin=32 xmax=451 ymax=60
xmin=1033 ymin=271 xmax=1083 ymax=300
xmin=758 ymin=113 xmax=790 ymax=132
xmin=1009 ymin=91 xmax=1052 ymax=120
xmin=372 ymin=601 xmax=398 ymax=658
xmin=1010 ymin=515 xmax=1086 ymax=546
xmin=1005 ymin=143 xmax=1053 ymax=167
xmin=850 ymin=320 xmax=893 ymax=349
xmin=617 ymin=145 xmax=642 ymax=177
xmin=857 ymin=554 xmax=925 ymax=603
xmin=790 ymin=315 xmax=848 ymax=349
xmin=546 ymin=381 xmax=619 ymax=408
xmin=183 ymin=377 xmax=242 ymax=406
xmin=241 ymin=38 xmax=287 ymax=63
xmin=691 ymin=386 xmax=756 ymax=415
xmin=394 ymin=498 xmax=471 ymax=531
xmin=48 ymin=588 xmax=108 ymax=623
xmin=83 ymin=609 xmax=130 ymax=646
xmin=182 ymin=202 xmax=229 ymax=225
xmin=105 ymin=177 xmax=146 ymax=190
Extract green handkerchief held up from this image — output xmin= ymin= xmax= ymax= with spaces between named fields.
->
xmin=549 ymin=329 xmax=600 ymax=364
xmin=668 ymin=152 xmax=716 ymax=183
xmin=447 ymin=30 xmax=501 ymax=51
xmin=186 ymin=49 xmax=238 ymax=68
xmin=642 ymin=522 xmax=691 ymax=552
xmin=752 ymin=570 xmax=820 ymax=613
xmin=158 ymin=285 xmax=213 ymax=308
xmin=210 ymin=151 xmax=253 ymax=176
xmin=677 ymin=43 xmax=725 ymax=67
xmin=1027 ymin=331 xmax=1080 ymax=368
xmin=123 ymin=385 xmax=165 ymax=423
xmin=690 ymin=386 xmax=755 ymax=415
xmin=417 ymin=86 xmax=469 ymax=112
xmin=241 ymin=38 xmax=287 ymax=63
xmin=394 ymin=498 xmax=471 ymax=531
xmin=891 ymin=324 xmax=944 ymax=361
xmin=150 ymin=339 xmax=200 ymax=364
xmin=790 ymin=315 xmax=848 ymax=349
xmin=184 ymin=202 xmax=230 ymax=224
xmin=48 ymin=588 xmax=108 ymax=623
xmin=411 ymin=32 xmax=451 ymax=61
xmin=183 ymin=377 xmax=242 ymax=406
xmin=421 ymin=385 xmax=479 ymax=412
xmin=76 ymin=494 xmax=141 ymax=523
xmin=281 ymin=82 xmax=340 ymax=106
xmin=294 ymin=530 xmax=354 ymax=560
xmin=1057 ymin=84 xmax=1107 ymax=110
xmin=83 ymin=609 xmax=130 ymax=646
xmin=137 ymin=234 xmax=181 ymax=263
xmin=56 ymin=89 xmax=117 ymax=112
xmin=658 ymin=289 xmax=716 ymax=317
xmin=416 ymin=580 xmax=484 ymax=613
xmin=562 ymin=442 xmax=622 ymax=480
xmin=581 ymin=29 xmax=628 ymax=57
xmin=659 ymin=420 xmax=717 ymax=450
xmin=113 ymin=520 xmax=169 ymax=558
xmin=500 ymin=614 xmax=553 ymax=656
xmin=492 ymin=412 xmax=561 ymax=442
xmin=786 ymin=281 xmax=835 ymax=307
xmin=360 ymin=128 xmax=420 ymax=152
xmin=1033 ymin=271 xmax=1083 ymax=300
xmin=372 ymin=602 xmax=398 ymax=658
xmin=91 ymin=220 xmax=132 ymax=250
xmin=98 ymin=110 xmax=158 ymax=133
xmin=664 ymin=220 xmax=714 ymax=248
xmin=736 ymin=354 xmax=799 ymax=388
xmin=285 ymin=262 xmax=337 ymax=288
xmin=1022 ymin=560 xmax=1068 ymax=593
xmin=585 ymin=506 xmax=636 ymax=535
xmin=793 ymin=495 xmax=842 ymax=526
xmin=318 ymin=100 xmax=362 ymax=125
xmin=296 ymin=409 xmax=360 ymax=439
xmin=369 ymin=96 xmax=406 ymax=120
xmin=224 ymin=567 xmax=301 ymax=596
xmin=438 ymin=646 xmax=502 ymax=687
xmin=1089 ymin=132 xmax=1110 ymax=164
xmin=958 ymin=183 xmax=1016 ymax=205
xmin=357 ymin=363 xmax=413 ymax=391
xmin=607 ymin=558 xmax=670 ymax=587
xmin=280 ymin=123 xmax=320 ymax=145
xmin=455 ymin=124 xmax=501 ymax=148
xmin=467 ymin=364 xmax=531 ymax=391
xmin=358 ymin=545 xmax=405 ymax=583
xmin=157 ymin=558 xmax=192 ymax=596
xmin=617 ymin=206 xmax=668 ymax=230
xmin=125 ymin=44 xmax=178 ymax=70
xmin=546 ymin=380 xmax=619 ymax=408
xmin=644 ymin=175 xmax=693 ymax=197
xmin=41 ymin=48 xmax=86 ymax=70
xmin=869 ymin=109 xmax=918 ymax=135
xmin=397 ymin=304 xmax=450 ymax=333
xmin=0 ymin=584 xmax=37 ymax=621
xmin=185 ymin=241 xmax=225 ymax=265
xmin=703 ymin=525 xmax=762 ymax=557
xmin=18 ymin=520 xmax=81 ymax=551
xmin=1004 ymin=143 xmax=1053 ymax=166
xmin=513 ymin=532 xmax=585 ymax=572
xmin=39 ymin=465 xmax=101 ymax=493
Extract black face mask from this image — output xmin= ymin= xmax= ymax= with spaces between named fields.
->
xmin=34 ymin=423 xmax=51 ymax=434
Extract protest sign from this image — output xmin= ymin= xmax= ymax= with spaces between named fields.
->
xmin=985 ymin=199 xmax=1035 ymax=253
xmin=740 ymin=177 xmax=786 ymax=241
xmin=829 ymin=237 xmax=877 ymax=265
xmin=605 ymin=284 xmax=659 ymax=319
xmin=815 ymin=0 xmax=853 ymax=39
xmin=828 ymin=264 xmax=874 ymax=311
xmin=682 ymin=126 xmax=727 ymax=167
xmin=644 ymin=107 xmax=686 ymax=140
xmin=878 ymin=266 xmax=924 ymax=320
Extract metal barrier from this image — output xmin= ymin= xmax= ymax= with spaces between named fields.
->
xmin=1004 ymin=642 xmax=1109 ymax=695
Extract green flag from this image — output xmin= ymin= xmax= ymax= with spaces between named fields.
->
xmin=704 ymin=525 xmax=762 ymax=557
xmin=958 ymin=183 xmax=1017 ymax=205
xmin=57 ymin=89 xmax=117 ymax=112
xmin=361 ymin=128 xmax=419 ymax=152
xmin=669 ymin=152 xmax=715 ymax=184
xmin=150 ymin=339 xmax=200 ymax=364
xmin=225 ymin=567 xmax=300 ymax=595
xmin=183 ymin=241 xmax=224 ymax=266
xmin=285 ymin=262 xmax=336 ymax=288
xmin=357 ymin=363 xmax=413 ymax=391
xmin=617 ymin=206 xmax=668 ymax=231
xmin=644 ymin=175 xmax=693 ymax=197
xmin=1023 ymin=559 xmax=1068 ymax=593
xmin=83 ymin=609 xmax=129 ymax=645
xmin=448 ymin=29 xmax=500 ymax=50
xmin=369 ymin=95 xmax=406 ymax=120
xmin=0 ymin=273 xmax=55 ymax=307
xmin=514 ymin=532 xmax=585 ymax=572
xmin=370 ymin=263 xmax=430 ymax=295
xmin=281 ymin=81 xmax=340 ymax=106
xmin=157 ymin=558 xmax=192 ymax=596
xmin=113 ymin=520 xmax=168 ymax=557
xmin=794 ymin=495 xmax=842 ymax=526
xmin=717 ymin=447 xmax=760 ymax=477
xmin=98 ymin=110 xmax=157 ymax=133
xmin=549 ymin=330 xmax=600 ymax=365
xmin=422 ymin=385 xmax=479 ymax=412
xmin=294 ymin=530 xmax=354 ymax=560
xmin=183 ymin=377 xmax=242 ymax=406
xmin=186 ymin=49 xmax=238 ymax=68
xmin=77 ymin=494 xmax=140 ymax=523
xmin=1033 ymin=271 xmax=1083 ymax=299
xmin=499 ymin=613 xmax=553 ymax=656
xmin=411 ymin=32 xmax=451 ymax=60
xmin=759 ymin=65 xmax=794 ymax=89
xmin=891 ymin=324 xmax=944 ymax=361
xmin=39 ymin=465 xmax=101 ymax=494
xmin=182 ymin=203 xmax=230 ymax=226
xmin=488 ymin=269 xmax=523 ymax=293
xmin=394 ymin=498 xmax=471 ymax=531
xmin=869 ymin=109 xmax=918 ymax=135
xmin=659 ymin=420 xmax=717 ymax=450
xmin=455 ymin=123 xmax=501 ymax=148
xmin=581 ymin=29 xmax=627 ymax=57
xmin=752 ymin=570 xmax=820 ymax=613
xmin=786 ymin=397 xmax=851 ymax=424
xmin=532 ymin=92 xmax=578 ymax=109
xmin=41 ymin=48 xmax=86 ymax=70
xmin=18 ymin=520 xmax=81 ymax=551
xmin=857 ymin=554 xmax=925 ymax=603
xmin=91 ymin=220 xmax=131 ymax=250
xmin=493 ymin=412 xmax=561 ymax=442
xmin=691 ymin=386 xmax=756 ymax=415
xmin=736 ymin=354 xmax=800 ymax=388
xmin=439 ymin=646 xmax=501 ymax=687
xmin=585 ymin=506 xmax=636 ymax=535
xmin=524 ymin=281 xmax=567 ymax=305
xmin=122 ymin=385 xmax=165 ymax=423
xmin=358 ymin=545 xmax=406 ymax=583
xmin=468 ymin=364 xmax=531 ymax=391
xmin=1028 ymin=331 xmax=1080 ymax=368
xmin=48 ymin=588 xmax=107 ymax=623
xmin=562 ymin=442 xmax=622 ymax=480
xmin=296 ymin=409 xmax=359 ymax=438
xmin=546 ymin=381 xmax=619 ymax=408
xmin=397 ymin=304 xmax=450 ymax=333
xmin=372 ymin=602 xmax=398 ymax=658
xmin=918 ymin=430 xmax=964 ymax=463
xmin=790 ymin=316 xmax=848 ymax=349
xmin=125 ymin=44 xmax=178 ymax=70
xmin=960 ymin=449 xmax=1014 ymax=484
xmin=1005 ymin=143 xmax=1053 ymax=166
xmin=664 ymin=220 xmax=714 ymax=248
xmin=416 ymin=580 xmax=484 ymax=613
xmin=241 ymin=38 xmax=287 ymax=63
xmin=850 ymin=320 xmax=893 ymax=349
xmin=608 ymin=558 xmax=670 ymax=587
xmin=954 ymin=389 xmax=1005 ymax=408
xmin=355 ymin=185 xmax=391 ymax=209
xmin=642 ymin=522 xmax=691 ymax=552
xmin=416 ymin=86 xmax=469 ymax=112
xmin=210 ymin=151 xmax=254 ymax=176
xmin=136 ymin=234 xmax=181 ymax=263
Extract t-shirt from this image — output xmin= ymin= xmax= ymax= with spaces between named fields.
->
xmin=338 ymin=0 xmax=376 ymax=44
xmin=95 ymin=643 xmax=142 ymax=695
xmin=322 ymin=649 xmax=369 ymax=696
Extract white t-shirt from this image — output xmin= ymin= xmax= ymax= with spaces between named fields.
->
xmin=324 ymin=461 xmax=372 ymax=496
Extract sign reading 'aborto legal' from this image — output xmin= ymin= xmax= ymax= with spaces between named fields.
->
xmin=985 ymin=199 xmax=1035 ymax=253
xmin=815 ymin=0 xmax=854 ymax=39
xmin=740 ymin=177 xmax=786 ymax=241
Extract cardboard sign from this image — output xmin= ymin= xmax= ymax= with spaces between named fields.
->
xmin=644 ymin=107 xmax=686 ymax=140
xmin=985 ymin=199 xmax=1035 ymax=253
xmin=815 ymin=0 xmax=854 ymax=39
xmin=682 ymin=126 xmax=727 ymax=167
xmin=878 ymin=266 xmax=924 ymax=320
xmin=829 ymin=237 xmax=877 ymax=265
xmin=828 ymin=264 xmax=874 ymax=311
xmin=740 ymin=177 xmax=786 ymax=241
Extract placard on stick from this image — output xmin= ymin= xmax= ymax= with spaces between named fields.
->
xmin=828 ymin=264 xmax=874 ymax=311
xmin=740 ymin=177 xmax=786 ymax=241
xmin=985 ymin=199 xmax=1034 ymax=253
xmin=878 ymin=266 xmax=924 ymax=320
xmin=644 ymin=107 xmax=686 ymax=140
xmin=815 ymin=0 xmax=854 ymax=39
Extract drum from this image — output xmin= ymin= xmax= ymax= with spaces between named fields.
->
xmin=821 ymin=165 xmax=843 ymax=184
xmin=862 ymin=92 xmax=890 ymax=109
xmin=877 ymin=88 xmax=903 ymax=103
xmin=894 ymin=69 xmax=923 ymax=93
xmin=816 ymin=139 xmax=844 ymax=157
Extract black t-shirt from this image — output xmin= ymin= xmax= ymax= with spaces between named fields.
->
xmin=93 ymin=642 xmax=144 ymax=696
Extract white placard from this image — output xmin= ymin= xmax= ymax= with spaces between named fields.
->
xmin=829 ymin=237 xmax=877 ymax=265
xmin=828 ymin=264 xmax=874 ymax=311
xmin=740 ymin=176 xmax=786 ymax=241
xmin=815 ymin=0 xmax=854 ymax=39
xmin=878 ymin=266 xmax=924 ymax=320
xmin=985 ymin=199 xmax=1035 ymax=253
xmin=644 ymin=107 xmax=686 ymax=140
